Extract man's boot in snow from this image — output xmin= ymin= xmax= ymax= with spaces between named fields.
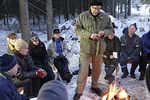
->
xmin=121 ymin=66 xmax=129 ymax=78
xmin=139 ymin=71 xmax=145 ymax=80
xmin=130 ymin=63 xmax=138 ymax=78
xmin=104 ymin=65 xmax=115 ymax=83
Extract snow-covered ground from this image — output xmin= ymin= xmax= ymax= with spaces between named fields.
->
xmin=0 ymin=4 xmax=150 ymax=100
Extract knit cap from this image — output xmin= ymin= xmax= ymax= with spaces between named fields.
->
xmin=129 ymin=23 xmax=138 ymax=30
xmin=0 ymin=54 xmax=17 ymax=72
xmin=37 ymin=80 xmax=68 ymax=100
xmin=14 ymin=39 xmax=28 ymax=51
xmin=90 ymin=0 xmax=103 ymax=6
xmin=30 ymin=33 xmax=39 ymax=42
xmin=53 ymin=29 xmax=61 ymax=34
xmin=7 ymin=33 xmax=17 ymax=39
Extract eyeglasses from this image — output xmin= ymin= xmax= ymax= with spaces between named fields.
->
xmin=91 ymin=6 xmax=101 ymax=11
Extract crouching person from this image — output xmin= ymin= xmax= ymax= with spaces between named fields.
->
xmin=28 ymin=33 xmax=55 ymax=85
xmin=11 ymin=39 xmax=47 ymax=98
xmin=47 ymin=29 xmax=73 ymax=83
xmin=0 ymin=54 xmax=29 ymax=100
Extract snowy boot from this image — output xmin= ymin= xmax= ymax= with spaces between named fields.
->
xmin=121 ymin=66 xmax=129 ymax=78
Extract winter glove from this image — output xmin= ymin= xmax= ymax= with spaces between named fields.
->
xmin=35 ymin=69 xmax=47 ymax=78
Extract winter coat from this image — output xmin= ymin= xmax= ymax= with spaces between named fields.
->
xmin=0 ymin=72 xmax=28 ymax=100
xmin=47 ymin=37 xmax=68 ymax=64
xmin=141 ymin=33 xmax=150 ymax=53
xmin=5 ymin=43 xmax=15 ymax=54
xmin=74 ymin=9 xmax=113 ymax=55
xmin=28 ymin=40 xmax=49 ymax=65
xmin=104 ymin=35 xmax=121 ymax=58
xmin=120 ymin=33 xmax=141 ymax=60
xmin=12 ymin=49 xmax=39 ymax=80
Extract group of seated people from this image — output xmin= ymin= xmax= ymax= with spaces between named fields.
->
xmin=0 ymin=28 xmax=73 ymax=99
xmin=103 ymin=23 xmax=150 ymax=85
xmin=0 ymin=25 xmax=150 ymax=100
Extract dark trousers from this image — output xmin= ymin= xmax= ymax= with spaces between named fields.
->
xmin=139 ymin=52 xmax=150 ymax=73
xmin=54 ymin=57 xmax=70 ymax=79
xmin=146 ymin=65 xmax=150 ymax=92
xmin=103 ymin=58 xmax=118 ymax=74
xmin=41 ymin=62 xmax=55 ymax=82
xmin=119 ymin=55 xmax=139 ymax=74
xmin=12 ymin=77 xmax=41 ymax=97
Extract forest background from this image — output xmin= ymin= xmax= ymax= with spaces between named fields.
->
xmin=0 ymin=0 xmax=150 ymax=42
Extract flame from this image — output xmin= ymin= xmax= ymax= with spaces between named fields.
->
xmin=101 ymin=83 xmax=129 ymax=100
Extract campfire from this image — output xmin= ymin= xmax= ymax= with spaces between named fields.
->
xmin=101 ymin=83 xmax=130 ymax=100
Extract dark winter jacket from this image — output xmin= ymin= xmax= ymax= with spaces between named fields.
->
xmin=0 ymin=72 xmax=28 ymax=100
xmin=141 ymin=33 xmax=150 ymax=53
xmin=120 ymin=33 xmax=141 ymax=60
xmin=12 ymin=49 xmax=38 ymax=80
xmin=74 ymin=9 xmax=113 ymax=55
xmin=104 ymin=35 xmax=121 ymax=58
xmin=28 ymin=40 xmax=49 ymax=65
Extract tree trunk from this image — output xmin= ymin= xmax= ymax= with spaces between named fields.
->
xmin=46 ymin=0 xmax=53 ymax=41
xmin=19 ymin=0 xmax=30 ymax=42
xmin=128 ymin=0 xmax=131 ymax=16
xmin=124 ymin=0 xmax=127 ymax=19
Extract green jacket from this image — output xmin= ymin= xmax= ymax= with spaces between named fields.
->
xmin=74 ymin=10 xmax=113 ymax=55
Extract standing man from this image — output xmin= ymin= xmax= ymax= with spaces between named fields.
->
xmin=73 ymin=0 xmax=113 ymax=99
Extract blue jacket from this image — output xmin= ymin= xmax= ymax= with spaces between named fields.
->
xmin=0 ymin=73 xmax=28 ymax=100
xmin=141 ymin=33 xmax=150 ymax=53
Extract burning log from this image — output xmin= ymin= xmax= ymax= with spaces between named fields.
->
xmin=101 ymin=83 xmax=130 ymax=100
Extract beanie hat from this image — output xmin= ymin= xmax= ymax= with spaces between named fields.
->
xmin=14 ymin=39 xmax=28 ymax=51
xmin=37 ymin=80 xmax=68 ymax=100
xmin=30 ymin=33 xmax=39 ymax=42
xmin=53 ymin=29 xmax=61 ymax=34
xmin=7 ymin=33 xmax=17 ymax=39
xmin=0 ymin=54 xmax=17 ymax=72
xmin=90 ymin=0 xmax=103 ymax=6
xmin=129 ymin=23 xmax=138 ymax=30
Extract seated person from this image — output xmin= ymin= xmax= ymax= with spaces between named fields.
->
xmin=103 ymin=30 xmax=121 ymax=83
xmin=119 ymin=23 xmax=141 ymax=79
xmin=11 ymin=39 xmax=47 ymax=98
xmin=37 ymin=80 xmax=68 ymax=100
xmin=0 ymin=54 xmax=29 ymax=100
xmin=146 ymin=64 xmax=150 ymax=92
xmin=28 ymin=33 xmax=55 ymax=84
xmin=5 ymin=32 xmax=18 ymax=54
xmin=47 ymin=29 xmax=73 ymax=83
xmin=139 ymin=30 xmax=150 ymax=80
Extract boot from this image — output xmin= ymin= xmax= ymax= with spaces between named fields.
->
xmin=139 ymin=71 xmax=145 ymax=80
xmin=73 ymin=93 xmax=82 ymax=100
xmin=130 ymin=64 xmax=138 ymax=78
xmin=107 ymin=65 xmax=116 ymax=74
xmin=104 ymin=74 xmax=115 ymax=84
xmin=91 ymin=87 xmax=102 ymax=96
xmin=63 ymin=72 xmax=73 ymax=83
xmin=121 ymin=67 xmax=129 ymax=78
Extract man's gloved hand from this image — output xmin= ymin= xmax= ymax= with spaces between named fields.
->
xmin=35 ymin=69 xmax=47 ymax=78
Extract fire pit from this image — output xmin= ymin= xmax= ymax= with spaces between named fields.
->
xmin=101 ymin=83 xmax=130 ymax=100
